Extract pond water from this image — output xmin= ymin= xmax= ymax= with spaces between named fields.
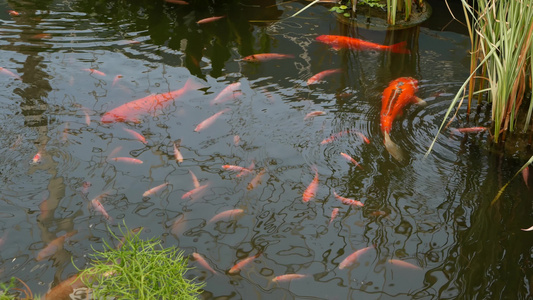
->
xmin=1 ymin=0 xmax=532 ymax=299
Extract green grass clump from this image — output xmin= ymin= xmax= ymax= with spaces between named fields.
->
xmin=79 ymin=225 xmax=204 ymax=300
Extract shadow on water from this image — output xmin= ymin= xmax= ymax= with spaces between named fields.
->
xmin=0 ymin=0 xmax=532 ymax=299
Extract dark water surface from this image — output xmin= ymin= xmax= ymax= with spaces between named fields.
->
xmin=1 ymin=0 xmax=532 ymax=299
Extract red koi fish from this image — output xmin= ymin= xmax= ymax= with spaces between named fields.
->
xmin=102 ymin=78 xmax=204 ymax=123
xmin=339 ymin=245 xmax=375 ymax=269
xmin=123 ymin=128 xmax=146 ymax=144
xmin=316 ymin=35 xmax=410 ymax=54
xmin=380 ymin=77 xmax=425 ymax=161
xmin=8 ymin=10 xmax=20 ymax=16
xmin=197 ymin=15 xmax=226 ymax=25
xmin=228 ymin=253 xmax=261 ymax=274
xmin=142 ymin=182 xmax=169 ymax=197
xmin=210 ymin=82 xmax=241 ymax=105
xmin=329 ymin=208 xmax=339 ymax=225
xmin=31 ymin=151 xmax=42 ymax=164
xmin=307 ymin=69 xmax=342 ymax=85
xmin=388 ymin=259 xmax=422 ymax=270
xmin=0 ymin=67 xmax=21 ymax=80
xmin=195 ymin=108 xmax=230 ymax=132
xmin=241 ymin=53 xmax=294 ymax=63
xmin=303 ymin=166 xmax=319 ymax=202
xmin=192 ymin=253 xmax=217 ymax=274
xmin=37 ymin=230 xmax=78 ymax=261
xmin=304 ymin=111 xmax=326 ymax=120
xmin=340 ymin=153 xmax=363 ymax=170
xmin=272 ymin=274 xmax=307 ymax=282
xmin=112 ymin=74 xmax=123 ymax=87
xmin=208 ymin=209 xmax=244 ymax=223
xmin=333 ymin=191 xmax=363 ymax=207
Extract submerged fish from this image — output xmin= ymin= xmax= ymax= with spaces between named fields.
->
xmin=228 ymin=253 xmax=261 ymax=274
xmin=142 ymin=182 xmax=169 ymax=197
xmin=241 ymin=53 xmax=294 ymax=63
xmin=333 ymin=191 xmax=363 ymax=207
xmin=208 ymin=209 xmax=244 ymax=223
xmin=272 ymin=273 xmax=307 ymax=282
xmin=102 ymin=78 xmax=204 ymax=123
xmin=197 ymin=15 xmax=226 ymax=24
xmin=210 ymin=82 xmax=242 ymax=105
xmin=192 ymin=253 xmax=217 ymax=274
xmin=0 ymin=67 xmax=21 ymax=80
xmin=195 ymin=108 xmax=230 ymax=132
xmin=316 ymin=35 xmax=410 ymax=54
xmin=388 ymin=259 xmax=422 ymax=270
xmin=329 ymin=208 xmax=339 ymax=225
xmin=339 ymin=245 xmax=375 ymax=269
xmin=302 ymin=166 xmax=319 ymax=202
xmin=380 ymin=77 xmax=425 ymax=161
xmin=37 ymin=230 xmax=78 ymax=261
xmin=307 ymin=69 xmax=342 ymax=85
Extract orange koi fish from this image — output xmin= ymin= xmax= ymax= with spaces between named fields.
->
xmin=303 ymin=166 xmax=319 ymax=202
xmin=329 ymin=208 xmax=339 ymax=225
xmin=171 ymin=214 xmax=187 ymax=236
xmin=450 ymin=127 xmax=488 ymax=134
xmin=233 ymin=135 xmax=240 ymax=146
xmin=307 ymin=69 xmax=342 ymax=85
xmin=109 ymin=157 xmax=143 ymax=164
xmin=37 ymin=230 xmax=78 ymax=261
xmin=165 ymin=0 xmax=189 ymax=4
xmin=44 ymin=273 xmax=89 ymax=300
xmin=523 ymin=166 xmax=530 ymax=189
xmin=31 ymin=151 xmax=42 ymax=164
xmin=321 ymin=130 xmax=350 ymax=144
xmin=197 ymin=15 xmax=226 ymax=24
xmin=339 ymin=245 xmax=375 ymax=269
xmin=102 ymin=78 xmax=204 ymax=123
xmin=333 ymin=191 xmax=363 ymax=207
xmin=91 ymin=196 xmax=111 ymax=220
xmin=239 ymin=161 xmax=255 ymax=177
xmin=0 ymin=67 xmax=21 ymax=80
xmin=194 ymin=108 xmax=230 ymax=132
xmin=189 ymin=169 xmax=200 ymax=189
xmin=388 ymin=259 xmax=422 ymax=270
xmin=81 ymin=68 xmax=106 ymax=77
xmin=182 ymin=184 xmax=209 ymax=199
xmin=7 ymin=10 xmax=20 ymax=16
xmin=380 ymin=77 xmax=425 ymax=161
xmin=355 ymin=131 xmax=370 ymax=144
xmin=222 ymin=163 xmax=253 ymax=177
xmin=340 ymin=153 xmax=363 ymax=170
xmin=31 ymin=33 xmax=52 ymax=40
xmin=123 ymin=128 xmax=146 ymax=144
xmin=210 ymin=82 xmax=241 ymax=105
xmin=82 ymin=107 xmax=91 ymax=126
xmin=304 ymin=111 xmax=326 ymax=120
xmin=247 ymin=169 xmax=266 ymax=190
xmin=112 ymin=74 xmax=123 ymax=87
xmin=316 ymin=35 xmax=410 ymax=54
xmin=241 ymin=53 xmax=294 ymax=63
xmin=192 ymin=253 xmax=217 ymax=274
xmin=228 ymin=253 xmax=261 ymax=274
xmin=142 ymin=182 xmax=169 ymax=197
xmin=272 ymin=274 xmax=307 ymax=282
xmin=174 ymin=142 xmax=184 ymax=163
xmin=208 ymin=209 xmax=244 ymax=223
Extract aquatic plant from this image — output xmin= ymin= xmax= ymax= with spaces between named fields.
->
xmin=427 ymin=0 xmax=533 ymax=154
xmin=78 ymin=224 xmax=204 ymax=299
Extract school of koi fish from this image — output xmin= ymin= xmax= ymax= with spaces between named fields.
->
xmin=2 ymin=10 xmax=508 ymax=297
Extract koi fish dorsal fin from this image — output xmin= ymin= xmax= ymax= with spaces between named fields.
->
xmin=413 ymin=96 xmax=427 ymax=106
xmin=388 ymin=41 xmax=410 ymax=54
xmin=183 ymin=77 xmax=207 ymax=92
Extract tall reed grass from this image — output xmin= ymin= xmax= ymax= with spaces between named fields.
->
xmin=427 ymin=0 xmax=533 ymax=155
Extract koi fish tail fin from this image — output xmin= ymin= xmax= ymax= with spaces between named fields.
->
xmin=413 ymin=96 xmax=427 ymax=106
xmin=383 ymin=132 xmax=405 ymax=162
xmin=183 ymin=77 xmax=208 ymax=92
xmin=389 ymin=41 xmax=410 ymax=54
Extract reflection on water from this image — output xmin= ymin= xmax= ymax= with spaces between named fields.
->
xmin=0 ymin=0 xmax=532 ymax=299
